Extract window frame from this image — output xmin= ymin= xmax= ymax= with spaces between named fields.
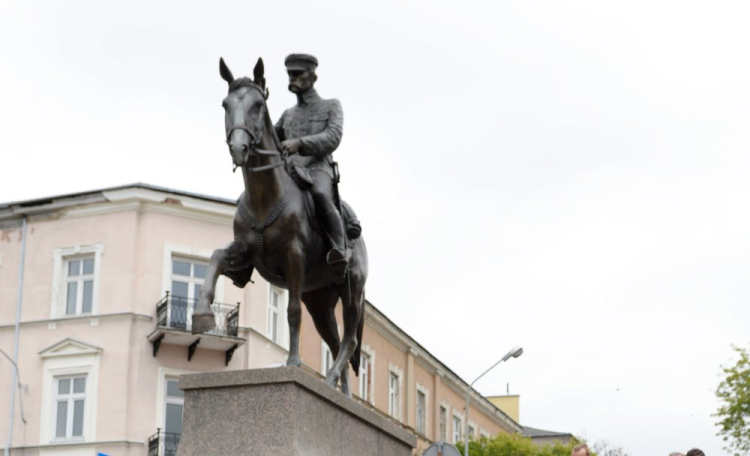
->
xmin=358 ymin=345 xmax=375 ymax=404
xmin=265 ymin=284 xmax=288 ymax=348
xmin=170 ymin=257 xmax=208 ymax=302
xmin=387 ymin=364 xmax=403 ymax=420
xmin=169 ymin=256 xmax=210 ymax=332
xmin=63 ymin=256 xmax=96 ymax=316
xmin=439 ymin=404 xmax=448 ymax=441
xmin=415 ymin=382 xmax=429 ymax=436
xmin=155 ymin=367 xmax=196 ymax=434
xmin=321 ymin=340 xmax=334 ymax=375
xmin=161 ymin=243 xmax=224 ymax=304
xmin=452 ymin=411 xmax=463 ymax=444
xmin=50 ymin=244 xmax=104 ymax=318
xmin=52 ymin=374 xmax=87 ymax=441
xmin=163 ymin=377 xmax=185 ymax=435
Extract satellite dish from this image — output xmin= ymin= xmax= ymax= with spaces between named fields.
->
xmin=423 ymin=442 xmax=461 ymax=456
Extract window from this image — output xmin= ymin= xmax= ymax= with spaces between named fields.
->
xmin=64 ymin=257 xmax=95 ymax=315
xmin=170 ymin=258 xmax=207 ymax=329
xmin=388 ymin=372 xmax=400 ymax=419
xmin=39 ymin=338 xmax=100 ymax=444
xmin=51 ymin=244 xmax=103 ymax=318
xmin=268 ymin=286 xmax=284 ymax=343
xmin=359 ymin=352 xmax=371 ymax=402
xmin=468 ymin=425 xmax=475 ymax=440
xmin=416 ymin=390 xmax=426 ymax=434
xmin=453 ymin=414 xmax=462 ymax=444
xmin=439 ymin=406 xmax=447 ymax=441
xmin=54 ymin=375 xmax=86 ymax=440
xmin=321 ymin=342 xmax=334 ymax=375
xmin=156 ymin=368 xmax=193 ymax=456
xmin=164 ymin=378 xmax=184 ymax=436
xmin=163 ymin=377 xmax=184 ymax=455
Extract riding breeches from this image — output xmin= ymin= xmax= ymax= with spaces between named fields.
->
xmin=310 ymin=170 xmax=346 ymax=252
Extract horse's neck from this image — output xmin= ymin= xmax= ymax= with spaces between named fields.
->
xmin=243 ymin=119 xmax=286 ymax=218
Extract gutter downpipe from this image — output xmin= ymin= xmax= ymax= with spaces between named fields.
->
xmin=5 ymin=215 xmax=27 ymax=456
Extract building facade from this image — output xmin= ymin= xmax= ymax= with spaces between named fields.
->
xmin=0 ymin=184 xmax=521 ymax=456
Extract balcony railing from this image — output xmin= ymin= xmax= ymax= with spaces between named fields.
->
xmin=148 ymin=429 xmax=180 ymax=456
xmin=156 ymin=292 xmax=239 ymax=337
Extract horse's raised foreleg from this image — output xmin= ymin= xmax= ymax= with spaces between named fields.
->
xmin=285 ymin=241 xmax=305 ymax=367
xmin=192 ymin=240 xmax=250 ymax=334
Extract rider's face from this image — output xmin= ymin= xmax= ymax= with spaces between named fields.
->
xmin=288 ymin=69 xmax=316 ymax=94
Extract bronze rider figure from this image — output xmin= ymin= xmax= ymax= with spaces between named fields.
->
xmin=275 ymin=54 xmax=359 ymax=284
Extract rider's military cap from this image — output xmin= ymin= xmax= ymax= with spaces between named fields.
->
xmin=285 ymin=54 xmax=318 ymax=71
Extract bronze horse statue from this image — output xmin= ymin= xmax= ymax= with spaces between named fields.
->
xmin=191 ymin=57 xmax=368 ymax=396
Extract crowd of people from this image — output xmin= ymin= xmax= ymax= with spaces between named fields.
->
xmin=570 ymin=443 xmax=706 ymax=456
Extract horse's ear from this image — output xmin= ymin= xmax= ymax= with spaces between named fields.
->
xmin=253 ymin=57 xmax=266 ymax=89
xmin=219 ymin=57 xmax=234 ymax=84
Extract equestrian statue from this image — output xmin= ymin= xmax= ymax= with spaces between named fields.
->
xmin=191 ymin=54 xmax=368 ymax=396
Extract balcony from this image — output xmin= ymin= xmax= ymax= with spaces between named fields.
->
xmin=147 ymin=292 xmax=247 ymax=364
xmin=148 ymin=429 xmax=180 ymax=456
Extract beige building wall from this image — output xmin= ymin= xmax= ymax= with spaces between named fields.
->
xmin=0 ymin=185 xmax=521 ymax=456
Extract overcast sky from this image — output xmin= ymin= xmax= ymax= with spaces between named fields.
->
xmin=2 ymin=1 xmax=749 ymax=454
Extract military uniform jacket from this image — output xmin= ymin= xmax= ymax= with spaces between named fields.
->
xmin=275 ymin=89 xmax=343 ymax=178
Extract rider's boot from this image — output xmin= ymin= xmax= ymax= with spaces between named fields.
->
xmin=321 ymin=205 xmax=348 ymax=284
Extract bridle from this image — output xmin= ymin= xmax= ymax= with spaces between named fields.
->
xmin=225 ymin=84 xmax=287 ymax=173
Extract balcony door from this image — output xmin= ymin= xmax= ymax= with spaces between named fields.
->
xmin=170 ymin=258 xmax=207 ymax=331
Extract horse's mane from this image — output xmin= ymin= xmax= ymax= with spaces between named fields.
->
xmin=227 ymin=77 xmax=257 ymax=94
xmin=228 ymin=77 xmax=283 ymax=151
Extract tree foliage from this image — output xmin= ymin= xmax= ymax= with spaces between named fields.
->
xmin=715 ymin=344 xmax=750 ymax=456
xmin=458 ymin=432 xmax=584 ymax=456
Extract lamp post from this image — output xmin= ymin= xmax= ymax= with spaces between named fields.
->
xmin=464 ymin=346 xmax=523 ymax=456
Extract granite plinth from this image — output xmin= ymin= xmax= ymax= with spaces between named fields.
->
xmin=177 ymin=367 xmax=416 ymax=456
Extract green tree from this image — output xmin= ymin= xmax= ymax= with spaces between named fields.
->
xmin=458 ymin=433 xmax=583 ymax=456
xmin=715 ymin=344 xmax=750 ymax=456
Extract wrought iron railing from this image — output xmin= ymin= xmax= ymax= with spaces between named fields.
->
xmin=148 ymin=429 xmax=180 ymax=456
xmin=156 ymin=292 xmax=239 ymax=337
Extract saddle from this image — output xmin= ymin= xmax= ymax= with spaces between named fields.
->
xmin=287 ymin=162 xmax=314 ymax=190
xmin=286 ymin=161 xmax=361 ymax=241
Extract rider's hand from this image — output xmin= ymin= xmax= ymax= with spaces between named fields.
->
xmin=281 ymin=139 xmax=302 ymax=155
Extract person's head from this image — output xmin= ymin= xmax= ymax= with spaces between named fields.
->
xmin=572 ymin=444 xmax=591 ymax=456
xmin=285 ymin=54 xmax=318 ymax=94
xmin=686 ymin=449 xmax=705 ymax=456
xmin=669 ymin=453 xmax=685 ymax=456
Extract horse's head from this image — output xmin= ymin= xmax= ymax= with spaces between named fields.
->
xmin=219 ymin=57 xmax=270 ymax=170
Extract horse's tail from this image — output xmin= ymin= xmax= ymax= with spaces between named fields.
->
xmin=349 ymin=290 xmax=365 ymax=376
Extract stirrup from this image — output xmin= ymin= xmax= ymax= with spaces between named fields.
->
xmin=326 ymin=248 xmax=348 ymax=285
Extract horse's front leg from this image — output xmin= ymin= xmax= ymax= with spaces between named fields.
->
xmin=192 ymin=240 xmax=247 ymax=334
xmin=285 ymin=241 xmax=305 ymax=367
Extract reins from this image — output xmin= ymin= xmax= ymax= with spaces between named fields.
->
xmin=226 ymin=84 xmax=287 ymax=174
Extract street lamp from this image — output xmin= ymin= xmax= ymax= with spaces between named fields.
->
xmin=464 ymin=346 xmax=523 ymax=456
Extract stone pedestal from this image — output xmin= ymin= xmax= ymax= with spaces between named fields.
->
xmin=177 ymin=367 xmax=416 ymax=456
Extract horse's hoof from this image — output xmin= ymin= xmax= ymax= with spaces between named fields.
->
xmin=191 ymin=313 xmax=216 ymax=334
xmin=325 ymin=373 xmax=339 ymax=388
xmin=286 ymin=356 xmax=301 ymax=367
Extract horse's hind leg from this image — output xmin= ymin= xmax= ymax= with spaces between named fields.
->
xmin=303 ymin=287 xmax=350 ymax=395
xmin=329 ymin=276 xmax=365 ymax=397
xmin=192 ymin=240 xmax=249 ymax=334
